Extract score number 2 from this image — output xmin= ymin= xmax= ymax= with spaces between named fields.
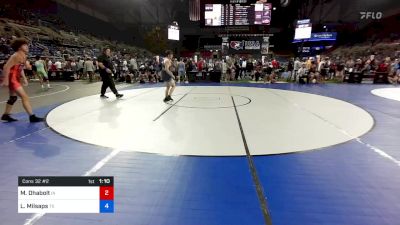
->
xmin=99 ymin=186 xmax=114 ymax=213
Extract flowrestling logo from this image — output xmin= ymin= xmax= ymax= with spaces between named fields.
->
xmin=360 ymin=12 xmax=383 ymax=20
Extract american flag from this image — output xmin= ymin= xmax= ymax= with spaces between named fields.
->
xmin=189 ymin=0 xmax=200 ymax=21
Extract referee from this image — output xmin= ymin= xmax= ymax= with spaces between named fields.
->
xmin=97 ymin=48 xmax=123 ymax=99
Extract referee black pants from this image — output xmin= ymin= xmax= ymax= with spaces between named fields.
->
xmin=100 ymin=73 xmax=118 ymax=95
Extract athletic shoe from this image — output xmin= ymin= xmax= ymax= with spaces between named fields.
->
xmin=167 ymin=95 xmax=174 ymax=101
xmin=184 ymin=81 xmax=189 ymax=84
xmin=47 ymin=85 xmax=52 ymax=89
xmin=100 ymin=95 xmax=109 ymax=98
xmin=116 ymin=94 xmax=124 ymax=99
xmin=1 ymin=114 xmax=18 ymax=122
xmin=163 ymin=97 xmax=169 ymax=102
xmin=29 ymin=114 xmax=44 ymax=123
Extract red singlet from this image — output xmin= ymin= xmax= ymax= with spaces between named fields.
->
xmin=8 ymin=63 xmax=24 ymax=92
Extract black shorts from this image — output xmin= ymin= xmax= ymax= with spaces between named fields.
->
xmin=320 ymin=70 xmax=327 ymax=76
xmin=24 ymin=69 xmax=34 ymax=77
xmin=161 ymin=71 xmax=172 ymax=82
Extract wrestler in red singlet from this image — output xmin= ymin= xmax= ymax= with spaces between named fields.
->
xmin=1 ymin=38 xmax=44 ymax=123
xmin=8 ymin=63 xmax=24 ymax=92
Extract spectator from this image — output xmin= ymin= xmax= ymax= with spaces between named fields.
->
xmin=271 ymin=58 xmax=280 ymax=69
xmin=35 ymin=55 xmax=51 ymax=89
xmin=222 ymin=59 xmax=227 ymax=81
xmin=287 ymin=59 xmax=294 ymax=81
xmin=309 ymin=61 xmax=318 ymax=83
xmin=294 ymin=57 xmax=301 ymax=81
xmin=71 ymin=59 xmax=77 ymax=75
xmin=318 ymin=57 xmax=329 ymax=81
xmin=377 ymin=57 xmax=390 ymax=73
xmin=121 ymin=58 xmax=129 ymax=81
xmin=298 ymin=63 xmax=309 ymax=84
xmin=264 ymin=63 xmax=275 ymax=84
xmin=226 ymin=58 xmax=234 ymax=81
xmin=177 ymin=58 xmax=186 ymax=84
xmin=388 ymin=58 xmax=400 ymax=84
xmin=77 ymin=57 xmax=84 ymax=79
xmin=254 ymin=61 xmax=262 ymax=82
xmin=197 ymin=58 xmax=204 ymax=78
xmin=246 ymin=58 xmax=254 ymax=79
xmin=241 ymin=58 xmax=247 ymax=78
xmin=54 ymin=59 xmax=62 ymax=70
xmin=46 ymin=58 xmax=52 ymax=73
xmin=213 ymin=59 xmax=222 ymax=82
xmin=234 ymin=61 xmax=240 ymax=80
xmin=129 ymin=55 xmax=138 ymax=78
xmin=84 ymin=57 xmax=95 ymax=82
xmin=336 ymin=59 xmax=345 ymax=81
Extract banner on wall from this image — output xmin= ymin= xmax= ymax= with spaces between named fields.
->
xmin=228 ymin=38 xmax=262 ymax=54
xmin=221 ymin=37 xmax=229 ymax=55
xmin=292 ymin=32 xmax=337 ymax=43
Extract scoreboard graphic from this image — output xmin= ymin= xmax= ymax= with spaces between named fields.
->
xmin=204 ymin=3 xmax=271 ymax=26
xmin=18 ymin=176 xmax=114 ymax=213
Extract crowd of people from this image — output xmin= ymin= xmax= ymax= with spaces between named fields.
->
xmin=290 ymin=55 xmax=400 ymax=84
xmin=1 ymin=37 xmax=399 ymax=126
xmin=135 ymin=54 xmax=400 ymax=85
xmin=18 ymin=54 xmax=400 ymax=86
xmin=1 ymin=51 xmax=151 ymax=85
xmin=2 ymin=41 xmax=400 ymax=88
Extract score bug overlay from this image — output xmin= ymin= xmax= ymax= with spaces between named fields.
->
xmin=18 ymin=176 xmax=114 ymax=213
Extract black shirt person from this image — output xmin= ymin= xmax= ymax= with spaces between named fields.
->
xmin=97 ymin=48 xmax=123 ymax=99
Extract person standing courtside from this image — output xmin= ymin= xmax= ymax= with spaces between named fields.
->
xmin=35 ymin=55 xmax=51 ymax=89
xmin=177 ymin=58 xmax=187 ymax=84
xmin=162 ymin=50 xmax=176 ymax=102
xmin=97 ymin=48 xmax=123 ymax=99
xmin=84 ymin=57 xmax=95 ymax=82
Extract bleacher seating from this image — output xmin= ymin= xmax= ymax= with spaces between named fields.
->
xmin=0 ymin=11 xmax=152 ymax=60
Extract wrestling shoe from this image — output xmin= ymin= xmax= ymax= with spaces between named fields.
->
xmin=29 ymin=114 xmax=44 ymax=123
xmin=1 ymin=114 xmax=18 ymax=122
